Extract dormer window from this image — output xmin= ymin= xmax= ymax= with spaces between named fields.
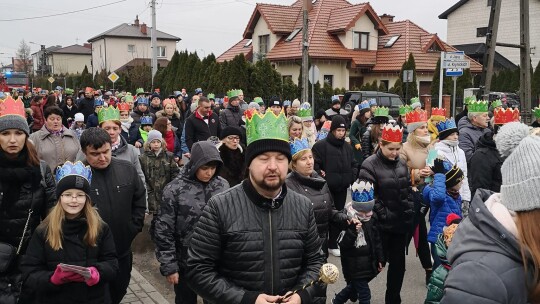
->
xmin=427 ymin=42 xmax=442 ymax=52
xmin=353 ymin=32 xmax=369 ymax=50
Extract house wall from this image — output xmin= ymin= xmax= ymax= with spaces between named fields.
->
xmin=51 ymin=53 xmax=91 ymax=75
xmin=275 ymin=60 xmax=350 ymax=88
xmin=252 ymin=17 xmax=280 ymax=61
xmin=338 ymin=14 xmax=378 ymax=51
xmin=446 ymin=0 xmax=540 ymax=66
xmin=91 ymin=38 xmax=177 ymax=72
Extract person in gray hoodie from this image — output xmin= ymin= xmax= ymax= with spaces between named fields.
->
xmin=152 ymin=141 xmax=229 ymax=304
xmin=457 ymin=111 xmax=491 ymax=163
xmin=441 ymin=123 xmax=540 ymax=304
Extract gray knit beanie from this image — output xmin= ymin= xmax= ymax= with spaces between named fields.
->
xmin=496 ymin=122 xmax=540 ymax=212
xmin=407 ymin=121 xmax=425 ymax=134
xmin=147 ymin=129 xmax=163 ymax=143
xmin=0 ymin=115 xmax=30 ymax=135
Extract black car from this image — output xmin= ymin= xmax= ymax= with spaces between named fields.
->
xmin=341 ymin=91 xmax=404 ymax=118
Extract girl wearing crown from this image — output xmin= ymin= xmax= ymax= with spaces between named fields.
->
xmin=358 ymin=124 xmax=412 ymax=304
xmin=21 ymin=161 xmax=118 ymax=304
xmin=0 ymin=96 xmax=57 ymax=304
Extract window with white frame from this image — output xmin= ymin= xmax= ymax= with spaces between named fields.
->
xmin=128 ymin=44 xmax=135 ymax=53
xmin=157 ymin=46 xmax=166 ymax=57
xmin=353 ymin=32 xmax=369 ymax=50
xmin=259 ymin=35 xmax=269 ymax=55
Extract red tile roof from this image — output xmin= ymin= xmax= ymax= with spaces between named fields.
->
xmin=327 ymin=3 xmax=388 ymax=35
xmin=243 ymin=3 xmax=302 ymax=38
xmin=216 ymin=39 xmax=253 ymax=63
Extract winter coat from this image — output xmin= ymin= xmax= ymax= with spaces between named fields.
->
xmin=0 ymin=160 xmax=56 ymax=304
xmin=312 ymin=132 xmax=357 ymax=192
xmin=139 ymin=144 xmax=180 ymax=214
xmin=440 ymin=190 xmax=533 ymax=304
xmin=219 ymin=105 xmax=244 ymax=130
xmin=88 ymin=158 xmax=147 ymax=257
xmin=422 ymin=173 xmax=462 ymax=243
xmin=454 ymin=108 xmax=467 ymax=128
xmin=184 ymin=110 xmax=220 ymax=151
xmin=120 ymin=117 xmax=137 ymax=145
xmin=61 ymin=104 xmax=78 ymax=127
xmin=434 ymin=141 xmax=471 ymax=202
xmin=130 ymin=109 xmax=156 ymax=125
xmin=77 ymin=98 xmax=95 ymax=124
xmin=339 ymin=218 xmax=384 ymax=282
xmin=217 ymin=143 xmax=245 ymax=187
xmin=457 ymin=117 xmax=491 ymax=163
xmin=148 ymin=105 xmax=162 ymax=115
xmin=358 ymin=149 xmax=413 ymax=234
xmin=400 ymin=140 xmax=431 ymax=186
xmin=185 ymin=180 xmax=324 ymax=304
xmin=29 ymin=125 xmax=81 ymax=172
xmin=86 ymin=113 xmax=99 ymax=129
xmin=468 ymin=133 xmax=502 ymax=196
xmin=153 ymin=142 xmax=229 ymax=276
xmin=349 ymin=117 xmax=368 ymax=165
xmin=425 ymin=234 xmax=450 ymax=304
xmin=286 ymin=170 xmax=348 ymax=252
xmin=531 ymin=120 xmax=540 ymax=128
xmin=20 ymin=219 xmax=118 ymax=304
xmin=30 ymin=100 xmax=45 ymax=131
xmin=155 ymin=110 xmax=184 ymax=139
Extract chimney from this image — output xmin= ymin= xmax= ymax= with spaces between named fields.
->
xmin=134 ymin=15 xmax=140 ymax=26
xmin=379 ymin=14 xmax=394 ymax=25
xmin=83 ymin=43 xmax=91 ymax=49
xmin=141 ymin=23 xmax=147 ymax=35
xmin=304 ymin=0 xmax=313 ymax=13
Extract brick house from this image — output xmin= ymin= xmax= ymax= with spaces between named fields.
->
xmin=217 ymin=0 xmax=482 ymax=94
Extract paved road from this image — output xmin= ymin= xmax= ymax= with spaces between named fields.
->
xmin=132 ymin=215 xmax=430 ymax=304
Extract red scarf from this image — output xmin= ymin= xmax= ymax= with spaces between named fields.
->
xmin=165 ymin=130 xmax=175 ymax=152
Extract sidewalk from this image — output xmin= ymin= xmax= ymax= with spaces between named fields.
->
xmin=120 ymin=268 xmax=170 ymax=304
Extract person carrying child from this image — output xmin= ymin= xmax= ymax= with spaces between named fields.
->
xmin=423 ymin=158 xmax=463 ymax=269
xmin=332 ymin=180 xmax=385 ymax=304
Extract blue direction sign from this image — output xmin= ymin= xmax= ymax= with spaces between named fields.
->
xmin=446 ymin=68 xmax=463 ymax=77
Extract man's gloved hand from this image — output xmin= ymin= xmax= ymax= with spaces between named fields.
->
xmin=430 ymin=158 xmax=446 ymax=175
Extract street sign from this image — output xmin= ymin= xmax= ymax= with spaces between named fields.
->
xmin=446 ymin=68 xmax=463 ymax=77
xmin=48 ymin=77 xmax=55 ymax=83
xmin=108 ymin=72 xmax=119 ymax=83
xmin=308 ymin=65 xmax=320 ymax=84
xmin=443 ymin=60 xmax=470 ymax=69
xmin=403 ymin=70 xmax=413 ymax=83
xmin=444 ymin=51 xmax=465 ymax=61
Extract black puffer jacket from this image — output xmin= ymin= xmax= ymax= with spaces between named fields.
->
xmin=153 ymin=141 xmax=229 ymax=276
xmin=358 ymin=149 xmax=413 ymax=234
xmin=286 ymin=170 xmax=348 ymax=252
xmin=469 ymin=133 xmax=503 ymax=196
xmin=21 ymin=219 xmax=118 ymax=304
xmin=186 ymin=180 xmax=324 ymax=304
xmin=219 ymin=104 xmax=244 ymax=129
xmin=339 ymin=218 xmax=384 ymax=282
xmin=312 ymin=132 xmax=357 ymax=191
xmin=217 ymin=143 xmax=245 ymax=187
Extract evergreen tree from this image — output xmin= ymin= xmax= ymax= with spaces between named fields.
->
xmin=282 ymin=77 xmax=299 ymax=101
xmin=80 ymin=65 xmax=93 ymax=88
xmin=532 ymin=60 xmax=540 ymax=105
xmin=430 ymin=58 xmax=452 ymax=98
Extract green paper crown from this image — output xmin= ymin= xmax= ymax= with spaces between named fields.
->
xmin=227 ymin=89 xmax=243 ymax=99
xmin=534 ymin=107 xmax=540 ymax=119
xmin=464 ymin=96 xmax=476 ymax=105
xmin=135 ymin=88 xmax=144 ymax=95
xmin=468 ymin=100 xmax=489 ymax=113
xmin=246 ymin=110 xmax=289 ymax=146
xmin=410 ymin=97 xmax=420 ymax=104
xmin=124 ymin=93 xmax=134 ymax=102
xmin=98 ymin=106 xmax=120 ymax=124
xmin=399 ymin=105 xmax=413 ymax=115
xmin=254 ymin=97 xmax=264 ymax=105
xmin=491 ymin=99 xmax=503 ymax=108
xmin=207 ymin=93 xmax=215 ymax=100
xmin=64 ymin=88 xmax=74 ymax=95
xmin=374 ymin=107 xmax=389 ymax=117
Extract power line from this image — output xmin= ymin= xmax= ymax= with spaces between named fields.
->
xmin=0 ymin=0 xmax=128 ymax=22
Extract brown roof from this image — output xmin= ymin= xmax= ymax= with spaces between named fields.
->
xmin=88 ymin=23 xmax=180 ymax=42
xmin=51 ymin=44 xmax=92 ymax=55
xmin=216 ymin=39 xmax=253 ymax=63
xmin=373 ymin=20 xmax=482 ymax=73
xmin=327 ymin=3 xmax=388 ymax=35
xmin=243 ymin=3 xmax=302 ymax=38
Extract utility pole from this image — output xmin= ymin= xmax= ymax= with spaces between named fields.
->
xmin=480 ymin=0 xmax=501 ymax=97
xmin=150 ymin=0 xmax=157 ymax=89
xmin=301 ymin=0 xmax=310 ymax=103
xmin=519 ymin=0 xmax=531 ymax=120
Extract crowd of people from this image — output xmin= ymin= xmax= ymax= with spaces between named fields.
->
xmin=0 ymin=86 xmax=539 ymax=304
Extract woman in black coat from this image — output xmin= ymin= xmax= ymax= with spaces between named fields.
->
xmin=358 ymin=129 xmax=412 ymax=304
xmin=61 ymin=96 xmax=78 ymax=128
xmin=217 ymin=127 xmax=245 ymax=187
xmin=0 ymin=100 xmax=57 ymax=304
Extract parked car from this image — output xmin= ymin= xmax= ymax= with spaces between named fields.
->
xmin=484 ymin=92 xmax=520 ymax=109
xmin=341 ymin=91 xmax=404 ymax=118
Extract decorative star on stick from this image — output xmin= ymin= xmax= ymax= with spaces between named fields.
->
xmin=276 ymin=263 xmax=340 ymax=303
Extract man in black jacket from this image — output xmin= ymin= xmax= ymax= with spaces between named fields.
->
xmin=186 ymin=111 xmax=324 ymax=304
xmin=184 ymin=97 xmax=220 ymax=152
xmin=77 ymin=87 xmax=95 ymax=124
xmin=80 ymin=128 xmax=147 ymax=304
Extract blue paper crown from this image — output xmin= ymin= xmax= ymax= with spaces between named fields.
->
xmin=436 ymin=118 xmax=457 ymax=133
xmin=141 ymin=115 xmax=153 ymax=125
xmin=137 ymin=97 xmax=149 ymax=105
xmin=359 ymin=101 xmax=370 ymax=110
xmin=351 ymin=180 xmax=375 ymax=203
xmin=316 ymin=130 xmax=328 ymax=141
xmin=283 ymin=100 xmax=291 ymax=107
xmin=368 ymin=98 xmax=377 ymax=106
xmin=55 ymin=161 xmax=92 ymax=184
xmin=331 ymin=95 xmax=340 ymax=101
xmin=290 ymin=137 xmax=310 ymax=156
xmin=94 ymin=99 xmax=104 ymax=107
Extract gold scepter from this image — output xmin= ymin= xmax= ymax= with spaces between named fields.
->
xmin=276 ymin=263 xmax=340 ymax=303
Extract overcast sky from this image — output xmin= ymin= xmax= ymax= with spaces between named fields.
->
xmin=1 ymin=0 xmax=457 ymax=66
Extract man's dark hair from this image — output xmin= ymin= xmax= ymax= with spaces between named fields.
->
xmin=44 ymin=106 xmax=64 ymax=119
xmin=229 ymin=96 xmax=239 ymax=103
xmin=33 ymin=95 xmax=42 ymax=103
xmin=198 ymin=96 xmax=210 ymax=106
xmin=80 ymin=127 xmax=112 ymax=152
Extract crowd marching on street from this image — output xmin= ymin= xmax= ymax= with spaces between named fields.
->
xmin=1 ymin=86 xmax=540 ymax=304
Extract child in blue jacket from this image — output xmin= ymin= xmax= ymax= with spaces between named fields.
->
xmin=423 ymin=158 xmax=463 ymax=269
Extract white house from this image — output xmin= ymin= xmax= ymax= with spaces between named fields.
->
xmin=49 ymin=44 xmax=92 ymax=75
xmin=439 ymin=0 xmax=540 ymax=67
xmin=88 ymin=16 xmax=181 ymax=73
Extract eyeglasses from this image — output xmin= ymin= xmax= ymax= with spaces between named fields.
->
xmin=61 ymin=193 xmax=87 ymax=201
xmin=226 ymin=136 xmax=240 ymax=141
